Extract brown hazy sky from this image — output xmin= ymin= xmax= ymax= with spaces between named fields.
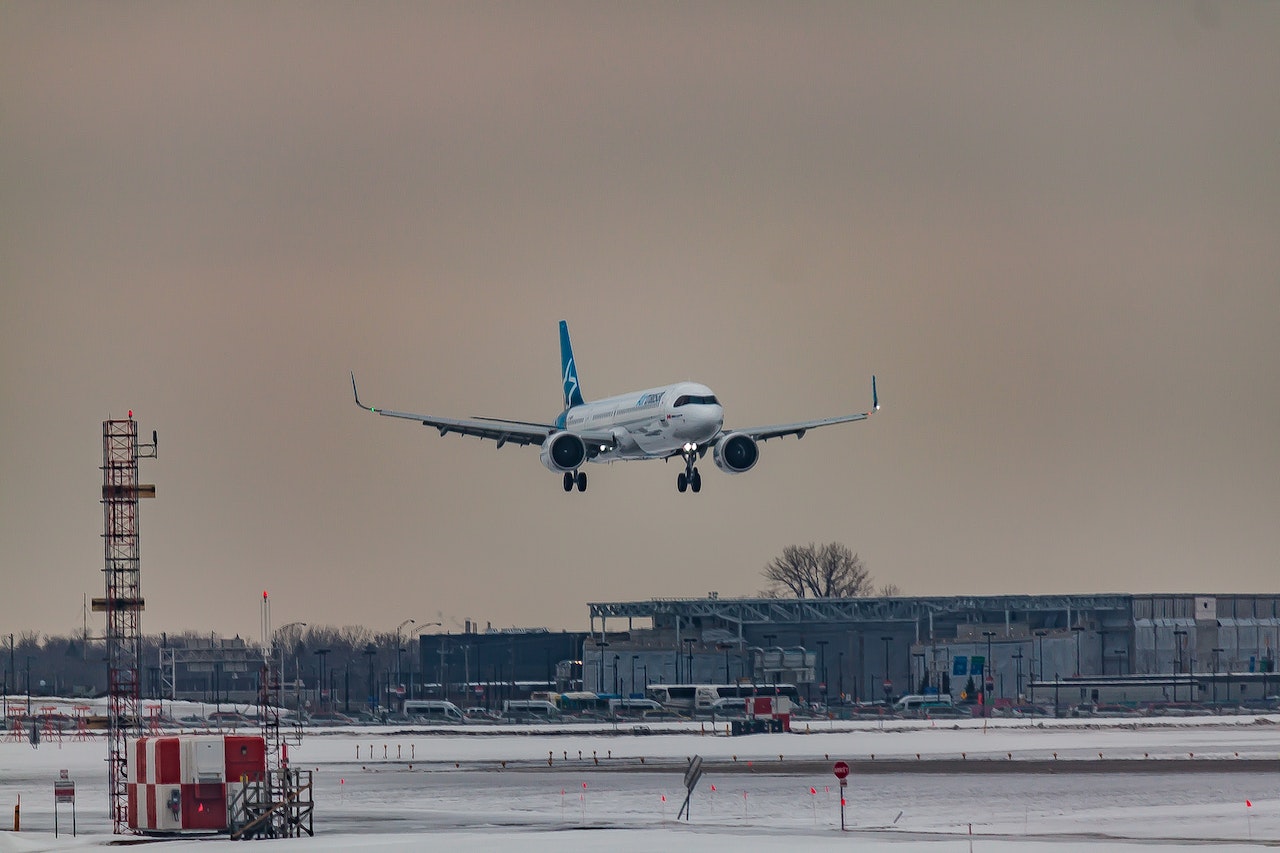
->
xmin=3 ymin=3 xmax=1278 ymax=641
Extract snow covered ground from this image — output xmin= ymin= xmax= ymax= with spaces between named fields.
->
xmin=2 ymin=711 xmax=1278 ymax=851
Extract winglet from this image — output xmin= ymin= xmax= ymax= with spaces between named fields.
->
xmin=351 ymin=372 xmax=375 ymax=412
xmin=872 ymin=375 xmax=879 ymax=412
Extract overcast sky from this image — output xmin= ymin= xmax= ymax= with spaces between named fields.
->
xmin=2 ymin=2 xmax=1277 ymax=642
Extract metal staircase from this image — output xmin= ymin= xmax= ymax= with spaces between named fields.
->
xmin=228 ymin=768 xmax=314 ymax=840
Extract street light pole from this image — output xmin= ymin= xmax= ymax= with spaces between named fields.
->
xmin=1173 ymin=628 xmax=1187 ymax=702
xmin=982 ymin=631 xmax=996 ymax=716
xmin=1071 ymin=625 xmax=1085 ymax=677
xmin=394 ymin=619 xmax=416 ymax=707
xmin=837 ymin=651 xmax=845 ymax=703
xmin=362 ymin=644 xmax=378 ymax=714
xmin=880 ymin=636 xmax=893 ymax=703
xmin=314 ymin=649 xmax=330 ymax=713
xmin=816 ymin=640 xmax=829 ymax=702
xmin=5 ymin=633 xmax=13 ymax=707
xmin=274 ymin=622 xmax=306 ymax=710
xmin=1211 ymin=647 xmax=1224 ymax=709
xmin=596 ymin=640 xmax=610 ymax=693
xmin=1033 ymin=630 xmax=1047 ymax=685
xmin=762 ymin=634 xmax=776 ymax=686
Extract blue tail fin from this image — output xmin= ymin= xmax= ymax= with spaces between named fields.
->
xmin=559 ymin=320 xmax=585 ymax=409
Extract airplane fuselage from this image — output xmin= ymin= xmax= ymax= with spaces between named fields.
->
xmin=556 ymin=381 xmax=724 ymax=461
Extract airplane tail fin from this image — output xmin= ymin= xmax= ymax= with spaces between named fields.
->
xmin=559 ymin=320 xmax=585 ymax=409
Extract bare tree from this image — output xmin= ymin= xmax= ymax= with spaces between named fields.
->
xmin=761 ymin=542 xmax=878 ymax=598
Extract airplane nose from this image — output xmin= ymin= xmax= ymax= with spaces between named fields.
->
xmin=693 ymin=405 xmax=722 ymax=440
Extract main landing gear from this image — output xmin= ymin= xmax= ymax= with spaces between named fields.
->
xmin=676 ymin=443 xmax=702 ymax=493
xmin=563 ymin=470 xmax=587 ymax=492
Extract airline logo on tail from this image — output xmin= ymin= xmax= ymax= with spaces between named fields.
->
xmin=560 ymin=320 xmax=585 ymax=409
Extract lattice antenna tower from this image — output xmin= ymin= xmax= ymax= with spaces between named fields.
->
xmin=96 ymin=415 xmax=157 ymax=834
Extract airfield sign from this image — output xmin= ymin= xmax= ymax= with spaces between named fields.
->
xmin=832 ymin=760 xmax=849 ymax=831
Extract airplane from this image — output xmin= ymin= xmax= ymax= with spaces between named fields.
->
xmin=351 ymin=320 xmax=878 ymax=494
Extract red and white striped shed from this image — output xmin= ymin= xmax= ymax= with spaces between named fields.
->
xmin=127 ymin=734 xmax=266 ymax=833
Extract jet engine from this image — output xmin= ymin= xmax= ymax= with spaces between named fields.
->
xmin=540 ymin=431 xmax=587 ymax=472
xmin=712 ymin=433 xmax=759 ymax=474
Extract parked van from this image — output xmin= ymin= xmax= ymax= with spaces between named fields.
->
xmin=892 ymin=694 xmax=955 ymax=715
xmin=402 ymin=700 xmax=466 ymax=723
xmin=502 ymin=700 xmax=561 ymax=721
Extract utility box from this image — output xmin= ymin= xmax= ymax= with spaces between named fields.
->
xmin=128 ymin=734 xmax=266 ymax=833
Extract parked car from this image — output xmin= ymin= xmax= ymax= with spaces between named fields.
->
xmin=462 ymin=707 xmax=502 ymax=723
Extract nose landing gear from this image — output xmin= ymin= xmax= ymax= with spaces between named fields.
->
xmin=676 ymin=444 xmax=702 ymax=493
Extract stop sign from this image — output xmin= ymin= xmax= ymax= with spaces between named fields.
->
xmin=833 ymin=760 xmax=850 ymax=780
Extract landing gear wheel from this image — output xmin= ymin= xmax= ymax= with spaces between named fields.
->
xmin=563 ymin=472 xmax=574 ymax=492
xmin=678 ymin=445 xmax=702 ymax=494
xmin=576 ymin=471 xmax=587 ymax=492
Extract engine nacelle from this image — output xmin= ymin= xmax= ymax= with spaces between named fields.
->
xmin=713 ymin=433 xmax=759 ymax=474
xmin=540 ymin=431 xmax=587 ymax=473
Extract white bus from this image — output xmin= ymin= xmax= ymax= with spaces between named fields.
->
xmin=646 ymin=683 xmax=802 ymax=714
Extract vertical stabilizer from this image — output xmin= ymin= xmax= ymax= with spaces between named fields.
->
xmin=559 ymin=320 xmax=585 ymax=409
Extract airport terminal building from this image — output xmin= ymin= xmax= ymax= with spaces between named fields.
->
xmin=581 ymin=593 xmax=1280 ymax=707
xmin=133 ymin=593 xmax=1278 ymax=711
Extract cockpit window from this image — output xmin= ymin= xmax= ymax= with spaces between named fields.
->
xmin=674 ymin=394 xmax=719 ymax=407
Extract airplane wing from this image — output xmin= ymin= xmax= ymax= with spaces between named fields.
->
xmin=721 ymin=376 xmax=879 ymax=443
xmin=351 ymin=374 xmax=616 ymax=451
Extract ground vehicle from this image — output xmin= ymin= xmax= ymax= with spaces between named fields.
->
xmin=707 ymin=697 xmax=748 ymax=718
xmin=607 ymin=698 xmax=664 ymax=718
xmin=402 ymin=700 xmax=466 ymax=723
xmin=646 ymin=683 xmax=803 ymax=715
xmin=892 ymin=694 xmax=955 ymax=715
xmin=559 ymin=691 xmax=611 ymax=716
xmin=503 ymin=699 xmax=561 ymax=721
xmin=462 ymin=707 xmax=501 ymax=723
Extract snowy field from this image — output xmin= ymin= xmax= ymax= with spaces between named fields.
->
xmin=2 ymin=711 xmax=1278 ymax=851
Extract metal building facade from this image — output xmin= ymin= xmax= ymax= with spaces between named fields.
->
xmin=585 ymin=593 xmax=1280 ymax=704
